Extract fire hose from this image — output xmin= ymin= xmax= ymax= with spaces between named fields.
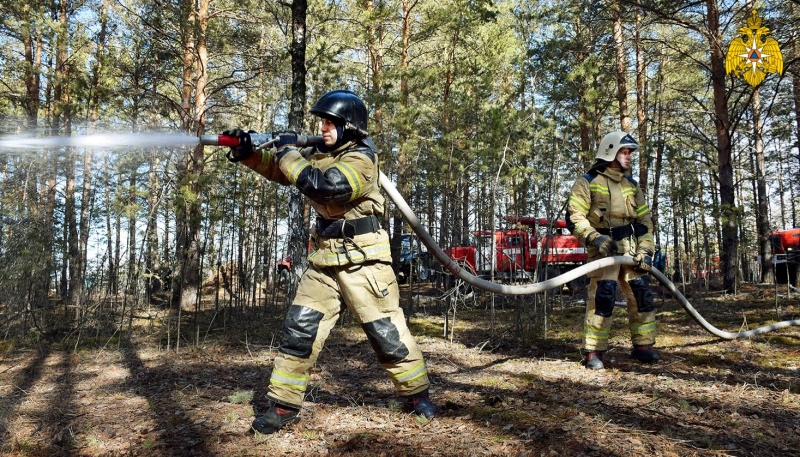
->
xmin=201 ymin=133 xmax=800 ymax=340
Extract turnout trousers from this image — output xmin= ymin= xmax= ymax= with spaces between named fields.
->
xmin=266 ymin=261 xmax=430 ymax=408
xmin=583 ymin=255 xmax=656 ymax=352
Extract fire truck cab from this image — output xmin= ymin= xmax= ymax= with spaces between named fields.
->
xmin=444 ymin=217 xmax=588 ymax=292
xmin=770 ymin=227 xmax=800 ymax=285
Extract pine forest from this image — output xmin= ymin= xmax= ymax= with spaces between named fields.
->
xmin=0 ymin=0 xmax=799 ymax=455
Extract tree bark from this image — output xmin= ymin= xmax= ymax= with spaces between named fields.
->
xmin=172 ymin=0 xmax=209 ymax=311
xmin=706 ymin=0 xmax=738 ymax=292
xmin=391 ymin=0 xmax=417 ymax=273
xmin=634 ymin=7 xmax=648 ymax=192
xmin=612 ymin=0 xmax=631 ymax=132
xmin=792 ymin=2 xmax=800 ymax=199
xmin=285 ymin=0 xmax=309 ymax=306
xmin=752 ymin=90 xmax=772 ymax=283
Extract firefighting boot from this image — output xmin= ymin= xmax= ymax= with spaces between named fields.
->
xmin=405 ymin=389 xmax=437 ymax=419
xmin=582 ymin=351 xmax=605 ymax=370
xmin=631 ymin=344 xmax=659 ymax=364
xmin=251 ymin=403 xmax=300 ymax=434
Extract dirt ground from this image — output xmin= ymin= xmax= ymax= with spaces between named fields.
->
xmin=1 ymin=282 xmax=799 ymax=456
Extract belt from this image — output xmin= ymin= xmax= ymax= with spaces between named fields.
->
xmin=315 ymin=215 xmax=380 ymax=238
xmin=597 ymin=223 xmax=648 ymax=241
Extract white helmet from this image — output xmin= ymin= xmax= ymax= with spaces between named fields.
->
xmin=596 ymin=131 xmax=639 ymax=162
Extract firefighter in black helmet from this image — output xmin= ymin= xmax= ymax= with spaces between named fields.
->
xmin=223 ymin=89 xmax=436 ymax=434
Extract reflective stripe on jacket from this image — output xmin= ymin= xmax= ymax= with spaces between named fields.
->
xmin=568 ymin=166 xmax=654 ymax=253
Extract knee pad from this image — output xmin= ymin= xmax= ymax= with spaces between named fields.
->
xmin=362 ymin=317 xmax=410 ymax=364
xmin=629 ymin=277 xmax=655 ymax=312
xmin=594 ymin=280 xmax=616 ymax=317
xmin=279 ymin=305 xmax=324 ymax=358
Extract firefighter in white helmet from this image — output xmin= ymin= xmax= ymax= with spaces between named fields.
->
xmin=224 ymin=90 xmax=436 ymax=433
xmin=567 ymin=131 xmax=658 ymax=369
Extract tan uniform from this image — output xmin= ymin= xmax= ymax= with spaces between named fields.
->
xmin=243 ymin=140 xmax=430 ymax=408
xmin=568 ymin=166 xmax=656 ymax=352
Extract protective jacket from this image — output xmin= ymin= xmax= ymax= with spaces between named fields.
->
xmin=568 ymin=166 xmax=654 ymax=253
xmin=567 ymin=165 xmax=657 ymax=352
xmin=242 ymin=139 xmax=430 ymax=408
xmin=246 ymin=141 xmax=391 ymax=266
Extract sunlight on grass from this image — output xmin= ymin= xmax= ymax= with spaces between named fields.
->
xmin=408 ymin=318 xmax=444 ymax=338
xmin=227 ymin=390 xmax=254 ymax=404
xmin=74 ymin=336 xmax=121 ymax=351
xmin=476 ymin=376 xmax=518 ymax=390
xmin=86 ymin=435 xmax=102 ymax=448
xmin=387 ymin=398 xmax=403 ymax=412
xmin=413 ymin=414 xmax=432 ymax=425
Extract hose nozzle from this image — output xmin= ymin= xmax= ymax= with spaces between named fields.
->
xmin=199 ymin=133 xmax=324 ymax=149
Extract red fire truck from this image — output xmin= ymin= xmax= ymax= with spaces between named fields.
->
xmin=770 ymin=227 xmax=800 ymax=285
xmin=443 ymin=216 xmax=589 ymax=292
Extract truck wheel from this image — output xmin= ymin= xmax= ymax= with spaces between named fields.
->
xmin=568 ymin=276 xmax=588 ymax=295
xmin=775 ymin=263 xmax=789 ymax=284
xmin=537 ymin=266 xmax=560 ymax=283
xmin=415 ymin=260 xmax=431 ymax=282
xmin=443 ymin=261 xmax=474 ymax=296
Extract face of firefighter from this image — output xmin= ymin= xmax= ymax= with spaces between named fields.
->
xmin=320 ymin=117 xmax=339 ymax=147
xmin=615 ymin=148 xmax=633 ymax=170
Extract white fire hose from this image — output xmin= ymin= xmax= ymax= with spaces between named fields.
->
xmin=380 ymin=172 xmax=800 ymax=340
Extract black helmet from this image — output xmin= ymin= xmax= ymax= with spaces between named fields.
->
xmin=310 ymin=90 xmax=369 ymax=136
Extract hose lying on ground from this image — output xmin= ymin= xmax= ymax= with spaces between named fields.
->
xmin=380 ymin=172 xmax=800 ymax=340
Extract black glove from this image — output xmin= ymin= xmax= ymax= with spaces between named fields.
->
xmin=592 ymin=234 xmax=618 ymax=257
xmin=223 ymin=129 xmax=255 ymax=162
xmin=633 ymin=250 xmax=653 ymax=273
xmin=272 ymin=130 xmax=299 ymax=148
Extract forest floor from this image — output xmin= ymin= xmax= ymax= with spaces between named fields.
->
xmin=0 ymin=280 xmax=799 ymax=456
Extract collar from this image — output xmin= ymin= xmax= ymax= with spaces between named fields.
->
xmin=600 ymin=166 xmax=625 ymax=183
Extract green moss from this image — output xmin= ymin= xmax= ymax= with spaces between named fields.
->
xmin=227 ymin=390 xmax=254 ymax=404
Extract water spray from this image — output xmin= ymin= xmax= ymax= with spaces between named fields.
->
xmin=0 ymin=133 xmax=200 ymax=150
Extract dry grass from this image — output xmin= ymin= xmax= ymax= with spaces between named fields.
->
xmin=0 ymin=283 xmax=798 ymax=456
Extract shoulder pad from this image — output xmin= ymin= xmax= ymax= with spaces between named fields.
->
xmin=347 ymin=143 xmax=377 ymax=163
xmin=583 ymin=170 xmax=599 ymax=182
xmin=359 ymin=136 xmax=379 ymax=154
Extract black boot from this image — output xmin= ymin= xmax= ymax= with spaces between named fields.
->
xmin=631 ymin=344 xmax=659 ymax=363
xmin=405 ymin=389 xmax=437 ymax=419
xmin=582 ymin=351 xmax=605 ymax=370
xmin=251 ymin=403 xmax=300 ymax=434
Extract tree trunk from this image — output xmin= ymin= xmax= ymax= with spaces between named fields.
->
xmin=634 ymin=6 xmax=648 ymax=192
xmin=22 ymin=2 xmax=42 ymax=129
xmin=172 ymin=0 xmax=209 ymax=312
xmin=792 ymin=3 xmax=800 ymax=201
xmin=104 ymin=155 xmax=117 ymax=295
xmin=127 ymin=170 xmax=137 ymax=294
xmin=612 ymin=0 xmax=631 ymax=132
xmin=706 ymin=0 xmax=738 ymax=292
xmin=650 ymin=47 xmax=667 ymax=241
xmin=391 ymin=0 xmax=416 ymax=273
xmin=285 ymin=0 xmax=309 ymax=306
xmin=752 ymin=90 xmax=772 ymax=283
